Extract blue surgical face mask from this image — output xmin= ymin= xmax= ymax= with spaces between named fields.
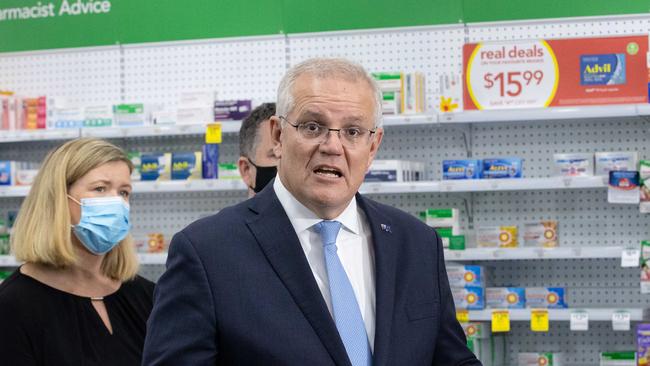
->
xmin=68 ymin=195 xmax=131 ymax=255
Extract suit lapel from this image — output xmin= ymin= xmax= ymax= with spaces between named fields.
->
xmin=246 ymin=188 xmax=351 ymax=366
xmin=357 ymin=194 xmax=397 ymax=366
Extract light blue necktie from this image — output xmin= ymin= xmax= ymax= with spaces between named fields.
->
xmin=315 ymin=220 xmax=372 ymax=366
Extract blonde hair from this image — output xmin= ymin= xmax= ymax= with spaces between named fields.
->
xmin=11 ymin=138 xmax=138 ymax=281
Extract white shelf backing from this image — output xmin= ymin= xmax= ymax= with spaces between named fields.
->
xmin=0 ymin=46 xmax=122 ymax=105
xmin=288 ymin=25 xmax=465 ymax=114
xmin=445 ymin=246 xmax=624 ymax=261
xmin=81 ymin=123 xmax=240 ymax=139
xmin=468 ymin=308 xmax=648 ymax=322
xmin=122 ymin=36 xmax=286 ymax=108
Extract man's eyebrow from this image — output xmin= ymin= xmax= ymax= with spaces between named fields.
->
xmin=296 ymin=110 xmax=326 ymax=120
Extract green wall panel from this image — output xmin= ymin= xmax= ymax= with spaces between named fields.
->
xmin=281 ymin=0 xmax=462 ymax=34
xmin=462 ymin=0 xmax=650 ymax=23
xmin=0 ymin=0 xmax=647 ymax=53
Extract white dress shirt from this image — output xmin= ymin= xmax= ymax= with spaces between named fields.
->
xmin=273 ymin=177 xmax=376 ymax=351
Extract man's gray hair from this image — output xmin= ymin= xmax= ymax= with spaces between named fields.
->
xmin=276 ymin=58 xmax=383 ymax=128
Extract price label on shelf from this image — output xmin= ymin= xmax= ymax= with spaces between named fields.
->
xmin=205 ymin=123 xmax=222 ymax=144
xmin=464 ymin=40 xmax=559 ymax=110
xmin=570 ymin=310 xmax=589 ymax=331
xmin=612 ymin=311 xmax=631 ymax=331
xmin=621 ymin=248 xmax=641 ymax=268
xmin=456 ymin=309 xmax=470 ymax=323
xmin=530 ymin=309 xmax=549 ymax=332
xmin=491 ymin=310 xmax=510 ymax=333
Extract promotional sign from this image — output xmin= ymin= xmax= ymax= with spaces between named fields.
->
xmin=463 ymin=35 xmax=648 ymax=110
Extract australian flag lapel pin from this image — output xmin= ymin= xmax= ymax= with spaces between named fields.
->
xmin=380 ymin=224 xmax=392 ymax=233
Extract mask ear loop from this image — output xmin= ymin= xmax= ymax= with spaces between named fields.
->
xmin=67 ymin=195 xmax=83 ymax=228
xmin=246 ymin=157 xmax=259 ymax=192
xmin=67 ymin=195 xmax=82 ymax=206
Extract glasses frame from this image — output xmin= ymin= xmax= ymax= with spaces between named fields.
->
xmin=279 ymin=116 xmax=377 ymax=147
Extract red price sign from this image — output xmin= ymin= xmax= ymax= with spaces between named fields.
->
xmin=465 ymin=40 xmax=559 ymax=110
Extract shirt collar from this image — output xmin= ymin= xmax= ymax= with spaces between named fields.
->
xmin=273 ymin=176 xmax=360 ymax=235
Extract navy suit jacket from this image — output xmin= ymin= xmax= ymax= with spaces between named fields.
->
xmin=143 ymin=184 xmax=482 ymax=366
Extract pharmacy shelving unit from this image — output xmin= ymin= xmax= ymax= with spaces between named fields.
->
xmin=2 ymin=14 xmax=650 ymax=365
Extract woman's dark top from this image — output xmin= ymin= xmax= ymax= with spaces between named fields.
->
xmin=0 ymin=269 xmax=155 ymax=366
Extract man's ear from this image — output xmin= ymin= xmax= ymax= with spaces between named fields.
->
xmin=237 ymin=156 xmax=254 ymax=188
xmin=366 ymin=127 xmax=384 ymax=170
xmin=270 ymin=116 xmax=283 ymax=159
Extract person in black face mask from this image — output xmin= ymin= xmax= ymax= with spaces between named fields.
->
xmin=237 ymin=103 xmax=278 ymax=196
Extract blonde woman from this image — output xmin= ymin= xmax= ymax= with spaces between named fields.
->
xmin=0 ymin=138 xmax=154 ymax=365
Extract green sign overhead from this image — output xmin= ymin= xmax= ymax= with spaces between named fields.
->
xmin=0 ymin=0 xmax=649 ymax=53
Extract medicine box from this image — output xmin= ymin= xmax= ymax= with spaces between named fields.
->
xmin=523 ymin=221 xmax=559 ymax=248
xmin=442 ymin=159 xmax=482 ymax=180
xmin=451 ymin=286 xmax=485 ymax=310
xmin=171 ymin=152 xmax=202 ymax=180
xmin=525 ymin=287 xmax=568 ymax=309
xmin=0 ymin=161 xmax=14 ymax=185
xmin=140 ymin=153 xmax=171 ymax=181
xmin=486 ymin=287 xmax=526 ymax=309
xmin=446 ymin=265 xmax=486 ymax=287
xmin=218 ymin=163 xmax=241 ymax=180
xmin=553 ymin=153 xmax=593 ymax=177
xmin=420 ymin=208 xmax=460 ymax=237
xmin=638 ymin=324 xmax=650 ymax=366
xmin=462 ymin=322 xmax=490 ymax=339
xmin=518 ymin=353 xmax=563 ymax=366
xmin=595 ymin=151 xmax=638 ymax=175
xmin=482 ymin=158 xmax=523 ymax=179
xmin=113 ymin=103 xmax=147 ymax=127
xmin=477 ymin=226 xmax=518 ymax=248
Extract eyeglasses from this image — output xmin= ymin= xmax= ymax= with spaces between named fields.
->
xmin=279 ymin=116 xmax=377 ymax=148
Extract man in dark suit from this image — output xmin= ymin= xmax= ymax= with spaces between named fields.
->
xmin=143 ymin=58 xmax=481 ymax=366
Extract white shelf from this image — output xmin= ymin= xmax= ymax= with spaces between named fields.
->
xmin=0 ymin=177 xmax=608 ymax=198
xmin=439 ymin=176 xmax=606 ymax=192
xmin=467 ymin=308 xmax=648 ymax=322
xmin=0 ymin=255 xmax=20 ymax=266
xmin=360 ymin=177 xmax=606 ymax=194
xmin=2 ymin=103 xmax=650 ymax=143
xmin=445 ymin=246 xmax=624 ymax=261
xmin=0 ymin=254 xmax=167 ymax=266
xmin=438 ymin=104 xmax=641 ymax=124
xmin=132 ymin=179 xmax=247 ymax=193
xmin=381 ymin=114 xmax=436 ymax=127
xmin=0 ymin=185 xmax=30 ymax=197
xmin=0 ymin=128 xmax=79 ymax=142
xmin=3 ymin=104 xmax=648 ymax=143
xmin=137 ymin=253 xmax=168 ymax=265
xmin=0 ymin=121 xmax=243 ymax=143
xmin=359 ymin=181 xmax=441 ymax=194
xmin=81 ymin=121 xmax=243 ymax=139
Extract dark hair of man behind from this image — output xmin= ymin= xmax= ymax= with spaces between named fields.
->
xmin=238 ymin=103 xmax=276 ymax=158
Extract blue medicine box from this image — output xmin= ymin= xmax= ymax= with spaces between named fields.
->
xmin=482 ymin=158 xmax=523 ymax=179
xmin=442 ymin=159 xmax=482 ymax=180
